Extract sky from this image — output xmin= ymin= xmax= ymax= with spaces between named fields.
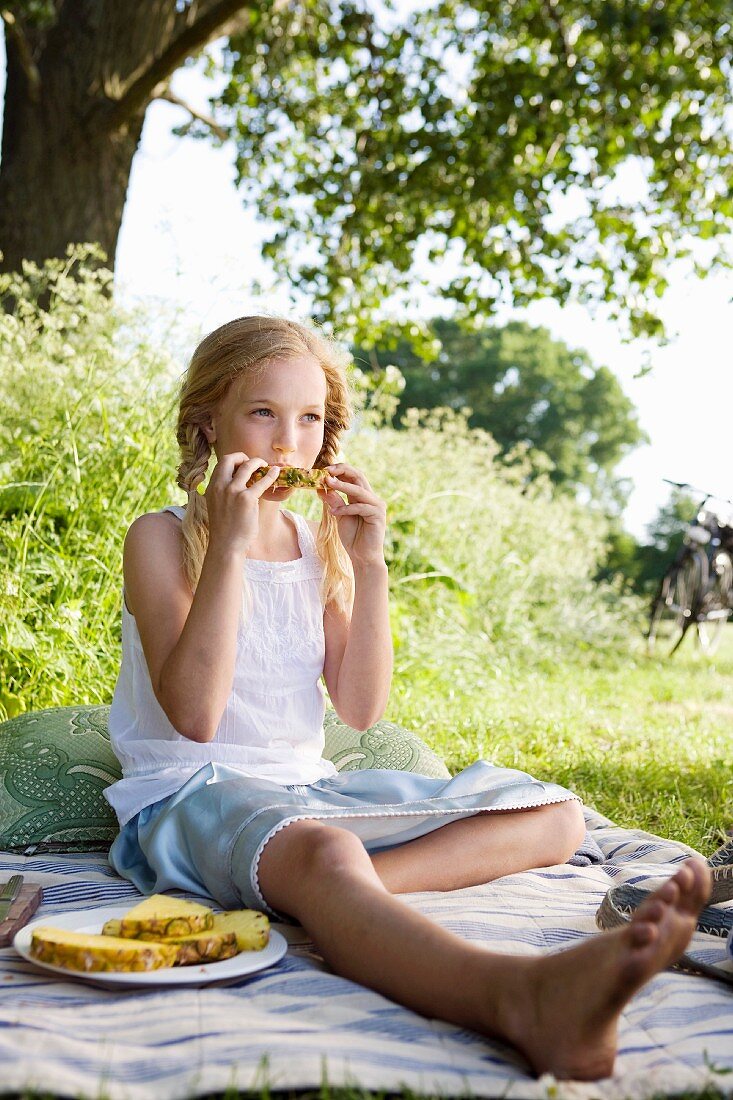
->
xmin=2 ymin=33 xmax=732 ymax=540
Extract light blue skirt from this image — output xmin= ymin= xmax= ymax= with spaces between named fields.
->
xmin=108 ymin=760 xmax=583 ymax=920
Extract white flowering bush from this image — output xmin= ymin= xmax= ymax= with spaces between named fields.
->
xmin=347 ymin=411 xmax=631 ymax=676
xmin=0 ymin=250 xmax=181 ymax=717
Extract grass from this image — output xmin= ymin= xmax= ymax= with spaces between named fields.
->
xmin=4 ymin=1086 xmax=731 ymax=1100
xmin=389 ymin=625 xmax=733 ymax=855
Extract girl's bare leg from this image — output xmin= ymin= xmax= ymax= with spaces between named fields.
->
xmin=370 ymin=799 xmax=586 ymax=892
xmin=257 ymin=819 xmax=710 ymax=1081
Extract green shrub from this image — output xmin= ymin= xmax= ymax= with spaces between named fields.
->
xmin=0 ymin=251 xmax=181 ymax=717
xmin=298 ymin=408 xmax=638 ymax=689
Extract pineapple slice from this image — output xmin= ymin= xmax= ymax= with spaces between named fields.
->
xmin=212 ymin=909 xmax=270 ymax=951
xmin=248 ymin=465 xmax=326 ymax=489
xmin=31 ymin=898 xmax=271 ymax=973
xmin=30 ymin=927 xmax=178 ymax=972
xmin=170 ymin=929 xmax=240 ymax=965
xmin=101 ymin=921 xmax=240 ymax=965
xmin=104 ymin=902 xmax=270 ymax=952
xmin=103 ymin=894 xmax=214 ymax=938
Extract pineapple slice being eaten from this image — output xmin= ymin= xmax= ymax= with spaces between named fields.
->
xmin=103 ymin=894 xmax=214 ymax=938
xmin=30 ymin=928 xmax=178 ymax=973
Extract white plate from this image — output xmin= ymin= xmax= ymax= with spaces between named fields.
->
xmin=14 ymin=904 xmax=287 ymax=987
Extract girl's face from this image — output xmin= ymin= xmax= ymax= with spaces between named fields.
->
xmin=204 ymin=354 xmax=328 ymax=495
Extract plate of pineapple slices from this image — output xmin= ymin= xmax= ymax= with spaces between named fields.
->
xmin=14 ymin=893 xmax=287 ymax=985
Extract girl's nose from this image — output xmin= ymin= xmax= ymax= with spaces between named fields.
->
xmin=272 ymin=412 xmax=302 ymax=457
xmin=273 ymin=430 xmax=296 ymax=457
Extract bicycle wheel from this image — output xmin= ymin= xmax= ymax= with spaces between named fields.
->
xmin=647 ymin=550 xmax=705 ymax=655
xmin=697 ymin=550 xmax=733 ymax=653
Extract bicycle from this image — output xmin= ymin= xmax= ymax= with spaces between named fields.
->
xmin=647 ymin=479 xmax=733 ymax=655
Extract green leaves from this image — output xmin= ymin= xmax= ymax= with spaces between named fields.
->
xmin=203 ymin=0 xmax=733 ymax=344
xmin=355 ymin=317 xmax=646 ymax=504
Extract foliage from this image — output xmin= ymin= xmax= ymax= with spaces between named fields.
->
xmin=646 ymin=487 xmax=699 ymax=549
xmin=354 ymin=318 xmax=645 ymax=503
xmin=2 ymin=1 xmax=56 ymax=26
xmin=2 ymin=1 xmax=732 ymax=350
xmin=0 ymin=249 xmax=181 ymax=718
xmin=216 ymin=0 xmax=733 ymax=344
xmin=351 ymin=408 xmax=633 ymax=667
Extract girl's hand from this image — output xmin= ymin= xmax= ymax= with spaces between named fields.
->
xmin=202 ymin=452 xmax=280 ymax=556
xmin=321 ymin=463 xmax=387 ymax=568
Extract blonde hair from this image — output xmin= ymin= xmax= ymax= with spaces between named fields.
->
xmin=176 ymin=316 xmax=354 ymax=613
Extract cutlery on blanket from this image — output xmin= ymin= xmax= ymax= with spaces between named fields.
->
xmin=0 ymin=875 xmax=43 ymax=948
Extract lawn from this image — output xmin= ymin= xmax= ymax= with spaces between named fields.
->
xmin=390 ymin=625 xmax=733 ymax=855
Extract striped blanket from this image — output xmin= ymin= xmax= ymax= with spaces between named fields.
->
xmin=1 ymin=809 xmax=731 ymax=1100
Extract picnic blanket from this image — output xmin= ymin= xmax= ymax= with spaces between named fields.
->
xmin=1 ymin=808 xmax=732 ymax=1100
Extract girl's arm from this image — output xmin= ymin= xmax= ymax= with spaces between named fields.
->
xmin=321 ymin=464 xmax=393 ymax=731
xmin=123 ymin=454 xmax=280 ymax=743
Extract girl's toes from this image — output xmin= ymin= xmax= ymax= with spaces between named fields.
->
xmin=683 ymin=860 xmax=712 ymax=909
xmin=633 ymin=898 xmax=666 ymax=929
xmin=629 ymin=920 xmax=658 ymax=947
xmin=673 ymin=863 xmax=694 ymax=890
xmin=654 ymin=879 xmax=680 ymax=907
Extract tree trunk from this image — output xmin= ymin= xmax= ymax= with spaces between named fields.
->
xmin=0 ymin=39 xmax=145 ymax=273
xmin=0 ymin=0 xmax=252 ymax=275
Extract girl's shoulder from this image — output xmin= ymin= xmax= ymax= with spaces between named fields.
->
xmin=124 ymin=509 xmax=184 ymax=561
xmin=122 ymin=510 xmax=188 ymax=618
xmin=126 ymin=507 xmax=183 ymax=532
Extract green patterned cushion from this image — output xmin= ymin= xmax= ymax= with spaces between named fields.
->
xmin=0 ymin=706 xmax=449 ymax=853
xmin=323 ymin=710 xmax=450 ymax=778
xmin=0 ymin=706 xmax=120 ymax=854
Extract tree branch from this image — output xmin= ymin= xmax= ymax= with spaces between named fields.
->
xmin=157 ymin=88 xmax=229 ymax=142
xmin=107 ymin=0 xmax=256 ymax=128
xmin=1 ymin=8 xmax=41 ymax=101
xmin=540 ymin=0 xmax=575 ymax=67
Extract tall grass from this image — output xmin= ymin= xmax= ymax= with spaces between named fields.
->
xmin=347 ymin=410 xmax=637 ymax=676
xmin=0 ymin=254 xmax=182 ymax=716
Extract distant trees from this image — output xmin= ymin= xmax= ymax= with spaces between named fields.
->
xmin=355 ymin=318 xmax=645 ymax=504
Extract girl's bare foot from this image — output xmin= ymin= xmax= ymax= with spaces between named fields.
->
xmin=492 ymin=858 xmax=711 ymax=1081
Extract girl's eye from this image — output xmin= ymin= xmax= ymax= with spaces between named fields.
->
xmin=250 ymin=408 xmax=321 ymax=421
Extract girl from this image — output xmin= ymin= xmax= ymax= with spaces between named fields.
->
xmin=106 ymin=315 xmax=709 ymax=1082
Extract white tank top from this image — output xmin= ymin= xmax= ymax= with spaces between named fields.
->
xmin=104 ymin=506 xmax=337 ymax=827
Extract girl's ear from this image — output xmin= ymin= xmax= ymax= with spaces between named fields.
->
xmin=201 ymin=417 xmax=216 ymax=444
